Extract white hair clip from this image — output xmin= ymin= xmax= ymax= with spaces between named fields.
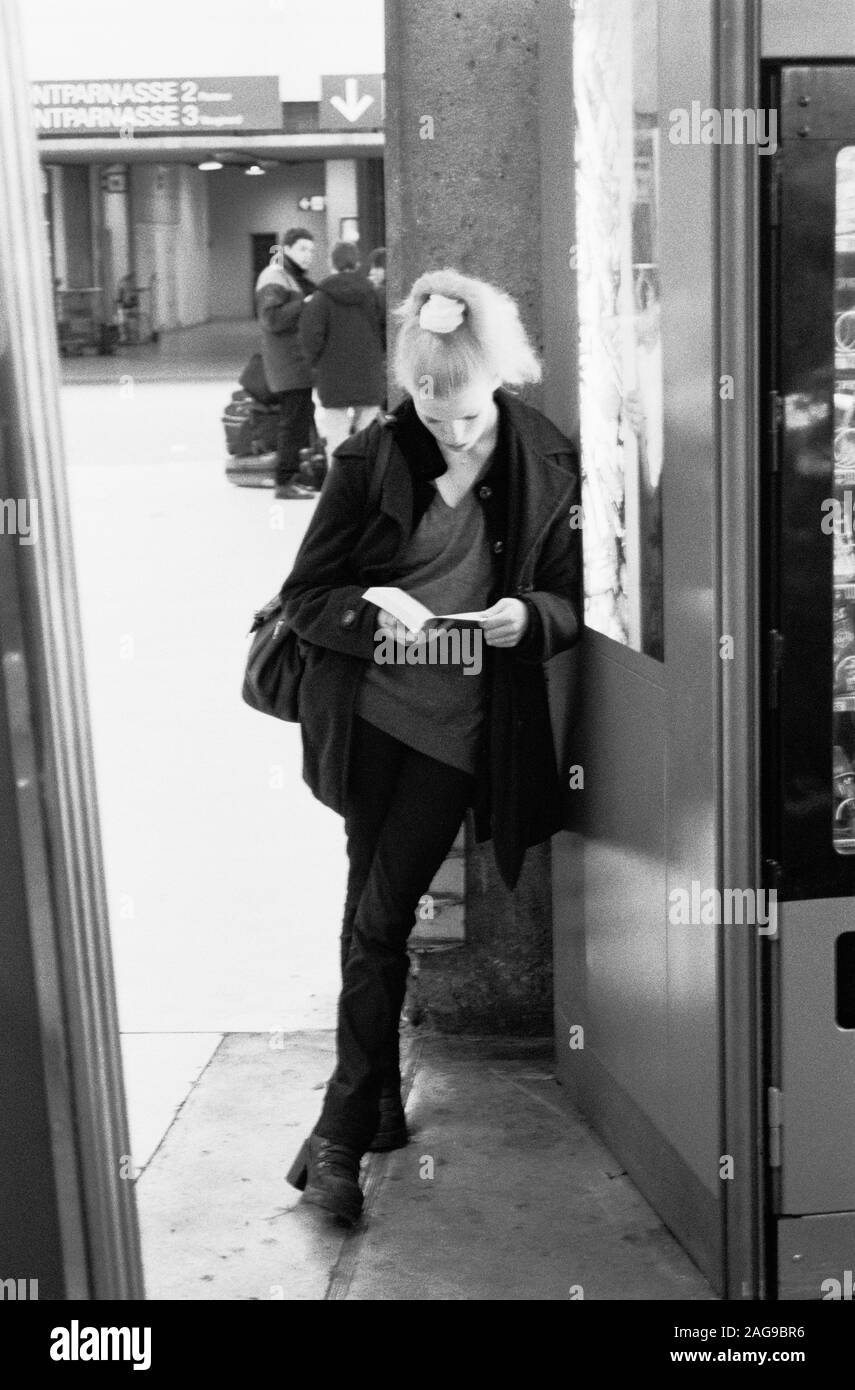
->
xmin=418 ymin=293 xmax=466 ymax=334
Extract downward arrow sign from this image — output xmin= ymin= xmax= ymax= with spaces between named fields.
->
xmin=329 ymin=77 xmax=375 ymax=123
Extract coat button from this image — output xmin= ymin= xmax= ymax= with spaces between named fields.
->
xmin=341 ymin=609 xmax=357 ymax=627
xmin=478 ymin=485 xmax=492 ymax=499
xmin=493 ymin=540 xmax=504 ymax=554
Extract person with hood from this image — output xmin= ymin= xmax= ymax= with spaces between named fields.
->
xmin=299 ymin=240 xmax=385 ymax=459
xmin=281 ymin=268 xmax=582 ymax=1225
xmin=254 ymin=227 xmax=318 ymax=499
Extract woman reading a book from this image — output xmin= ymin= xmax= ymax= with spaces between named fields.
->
xmin=279 ymin=268 xmax=582 ymax=1224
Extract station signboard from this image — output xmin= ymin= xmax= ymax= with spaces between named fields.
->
xmin=30 ymin=76 xmax=283 ymax=136
xmin=319 ymin=75 xmax=384 ymax=131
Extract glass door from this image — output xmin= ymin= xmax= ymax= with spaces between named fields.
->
xmin=765 ymin=63 xmax=855 ymax=1244
xmin=769 ymin=68 xmax=855 ymax=899
xmin=832 ymin=147 xmax=855 ymax=854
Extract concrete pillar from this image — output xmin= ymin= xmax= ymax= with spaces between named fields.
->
xmin=102 ymin=165 xmax=131 ymax=301
xmin=386 ymin=0 xmax=553 ymax=1034
xmin=88 ymin=163 xmax=108 ymax=318
xmin=384 ymin=0 xmax=544 ymax=375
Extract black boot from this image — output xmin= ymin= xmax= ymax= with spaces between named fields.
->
xmin=366 ymin=1084 xmax=409 ymax=1153
xmin=286 ymin=1133 xmax=363 ymax=1226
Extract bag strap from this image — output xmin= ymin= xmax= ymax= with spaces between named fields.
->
xmin=365 ymin=421 xmax=394 ymax=515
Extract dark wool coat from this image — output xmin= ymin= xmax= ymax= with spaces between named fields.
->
xmin=254 ymin=254 xmax=316 ymax=393
xmin=278 ymin=388 xmax=582 ymax=890
xmin=299 ymin=270 xmax=385 ymax=408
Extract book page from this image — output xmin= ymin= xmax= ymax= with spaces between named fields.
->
xmin=362 ymin=586 xmax=434 ymax=631
xmin=363 ymin=585 xmax=485 ymax=631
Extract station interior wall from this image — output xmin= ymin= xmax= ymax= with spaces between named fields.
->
xmin=45 ymin=156 xmax=377 ymax=330
xmin=206 ymin=162 xmax=327 ymax=321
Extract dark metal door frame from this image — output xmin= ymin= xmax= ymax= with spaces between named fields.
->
xmin=717 ymin=0 xmax=767 ymax=1302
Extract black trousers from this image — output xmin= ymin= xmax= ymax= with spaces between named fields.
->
xmin=274 ymin=387 xmax=314 ymax=482
xmin=315 ymin=716 xmax=475 ymax=1152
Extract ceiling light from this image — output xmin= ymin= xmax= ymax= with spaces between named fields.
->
xmin=198 ymin=160 xmax=223 ymax=171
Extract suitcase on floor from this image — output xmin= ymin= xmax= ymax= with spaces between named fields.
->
xmin=222 ymin=388 xmax=281 ymax=487
xmin=225 ymin=449 xmax=278 ymax=488
xmin=222 ymin=389 xmax=253 ymax=457
xmin=222 ymin=388 xmax=328 ymax=490
xmin=222 ymin=389 xmax=279 ymax=458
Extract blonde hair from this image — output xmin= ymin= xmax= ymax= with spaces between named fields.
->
xmin=392 ymin=268 xmax=542 ymax=398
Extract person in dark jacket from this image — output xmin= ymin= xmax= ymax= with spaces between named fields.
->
xmin=282 ymin=268 xmax=582 ymax=1225
xmin=254 ymin=226 xmax=318 ymax=499
xmin=367 ymin=246 xmax=387 ymax=352
xmin=300 ymin=240 xmax=385 ymax=458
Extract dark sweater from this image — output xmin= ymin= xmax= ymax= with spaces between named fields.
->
xmin=357 ymin=485 xmax=493 ymax=773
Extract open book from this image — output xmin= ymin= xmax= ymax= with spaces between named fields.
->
xmin=363 ymin=585 xmax=485 ymax=632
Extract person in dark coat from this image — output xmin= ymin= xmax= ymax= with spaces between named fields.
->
xmin=282 ymin=268 xmax=582 ymax=1224
xmin=299 ymin=240 xmax=385 ymax=458
xmin=254 ymin=227 xmax=318 ymax=498
xmin=367 ymin=246 xmax=387 ymax=352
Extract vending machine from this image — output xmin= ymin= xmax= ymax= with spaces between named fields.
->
xmin=764 ymin=62 xmax=855 ymax=1297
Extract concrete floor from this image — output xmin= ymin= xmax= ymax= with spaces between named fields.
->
xmin=137 ymin=1031 xmax=717 ymax=1301
xmin=60 ymin=317 xmax=261 ymax=384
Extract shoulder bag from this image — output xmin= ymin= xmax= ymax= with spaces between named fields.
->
xmin=241 ymin=424 xmax=394 ymax=722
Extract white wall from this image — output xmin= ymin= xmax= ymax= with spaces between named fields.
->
xmin=324 ymin=160 xmax=358 ymax=252
xmin=207 ymin=163 xmax=327 ymax=321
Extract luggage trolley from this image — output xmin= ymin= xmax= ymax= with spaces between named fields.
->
xmin=114 ymin=273 xmax=159 ymax=346
xmin=55 ymin=286 xmax=117 ymax=356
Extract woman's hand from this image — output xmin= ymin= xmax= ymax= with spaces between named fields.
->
xmin=376 ymin=607 xmax=419 ymax=644
xmin=480 ymin=597 xmax=530 ymax=647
